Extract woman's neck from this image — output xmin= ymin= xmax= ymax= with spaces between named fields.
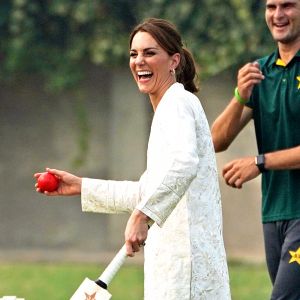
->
xmin=149 ymin=80 xmax=176 ymax=111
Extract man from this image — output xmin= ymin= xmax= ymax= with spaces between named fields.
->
xmin=211 ymin=0 xmax=300 ymax=299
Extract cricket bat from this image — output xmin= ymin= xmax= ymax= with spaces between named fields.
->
xmin=70 ymin=244 xmax=127 ymax=300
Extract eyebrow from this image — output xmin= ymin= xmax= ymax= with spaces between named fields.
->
xmin=266 ymin=0 xmax=297 ymax=6
xmin=130 ymin=47 xmax=159 ymax=52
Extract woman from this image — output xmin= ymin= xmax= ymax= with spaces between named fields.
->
xmin=35 ymin=18 xmax=231 ymax=299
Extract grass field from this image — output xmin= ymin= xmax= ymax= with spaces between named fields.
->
xmin=0 ymin=261 xmax=272 ymax=299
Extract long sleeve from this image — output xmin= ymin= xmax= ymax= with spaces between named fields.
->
xmin=81 ymin=178 xmax=141 ymax=214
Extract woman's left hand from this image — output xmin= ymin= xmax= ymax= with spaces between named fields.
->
xmin=125 ymin=209 xmax=150 ymax=257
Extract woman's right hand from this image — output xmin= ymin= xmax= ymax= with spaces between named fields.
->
xmin=34 ymin=168 xmax=82 ymax=196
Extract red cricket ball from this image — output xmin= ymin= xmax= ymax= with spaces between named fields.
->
xmin=37 ymin=172 xmax=59 ymax=192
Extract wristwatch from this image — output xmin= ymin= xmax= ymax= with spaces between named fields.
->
xmin=255 ymin=154 xmax=266 ymax=173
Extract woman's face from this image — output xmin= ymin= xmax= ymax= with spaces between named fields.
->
xmin=129 ymin=31 xmax=179 ymax=105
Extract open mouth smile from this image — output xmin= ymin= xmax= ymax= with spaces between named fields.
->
xmin=273 ymin=21 xmax=289 ymax=29
xmin=137 ymin=71 xmax=153 ymax=80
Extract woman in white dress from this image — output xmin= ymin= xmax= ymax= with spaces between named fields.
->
xmin=35 ymin=18 xmax=231 ymax=300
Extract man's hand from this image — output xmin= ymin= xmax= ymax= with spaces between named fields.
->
xmin=237 ymin=61 xmax=265 ymax=100
xmin=222 ymin=156 xmax=261 ymax=189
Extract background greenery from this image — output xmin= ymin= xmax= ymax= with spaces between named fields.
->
xmin=0 ymin=0 xmax=274 ymax=92
xmin=0 ymin=261 xmax=272 ymax=300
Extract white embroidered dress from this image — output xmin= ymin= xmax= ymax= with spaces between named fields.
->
xmin=81 ymin=83 xmax=231 ymax=299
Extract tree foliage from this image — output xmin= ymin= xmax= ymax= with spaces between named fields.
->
xmin=0 ymin=0 xmax=274 ymax=91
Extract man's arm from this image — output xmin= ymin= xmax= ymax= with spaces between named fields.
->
xmin=211 ymin=62 xmax=264 ymax=152
xmin=211 ymin=61 xmax=266 ymax=189
xmin=222 ymin=146 xmax=300 ymax=189
xmin=211 ymin=100 xmax=252 ymax=152
xmin=264 ymin=147 xmax=300 ymax=170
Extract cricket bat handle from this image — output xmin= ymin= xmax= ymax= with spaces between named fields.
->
xmin=97 ymin=244 xmax=127 ymax=286
xmin=95 ymin=222 xmax=153 ymax=289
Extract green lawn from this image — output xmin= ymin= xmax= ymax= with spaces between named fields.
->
xmin=229 ymin=261 xmax=272 ymax=300
xmin=0 ymin=261 xmax=272 ymax=299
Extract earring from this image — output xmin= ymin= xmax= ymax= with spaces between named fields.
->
xmin=170 ymin=69 xmax=175 ymax=75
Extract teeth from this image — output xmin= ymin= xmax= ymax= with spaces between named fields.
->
xmin=275 ymin=23 xmax=288 ymax=27
xmin=137 ymin=71 xmax=152 ymax=76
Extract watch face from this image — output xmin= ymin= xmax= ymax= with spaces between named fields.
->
xmin=256 ymin=154 xmax=265 ymax=172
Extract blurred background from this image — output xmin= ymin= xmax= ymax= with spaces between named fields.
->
xmin=0 ymin=0 xmax=275 ymax=268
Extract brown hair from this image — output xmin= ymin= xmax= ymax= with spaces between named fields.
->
xmin=129 ymin=18 xmax=199 ymax=93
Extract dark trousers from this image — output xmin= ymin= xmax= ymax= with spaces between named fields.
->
xmin=263 ymin=219 xmax=300 ymax=300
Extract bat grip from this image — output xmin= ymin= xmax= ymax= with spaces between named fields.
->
xmin=96 ymin=222 xmax=153 ymax=288
xmin=97 ymin=244 xmax=127 ymax=286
